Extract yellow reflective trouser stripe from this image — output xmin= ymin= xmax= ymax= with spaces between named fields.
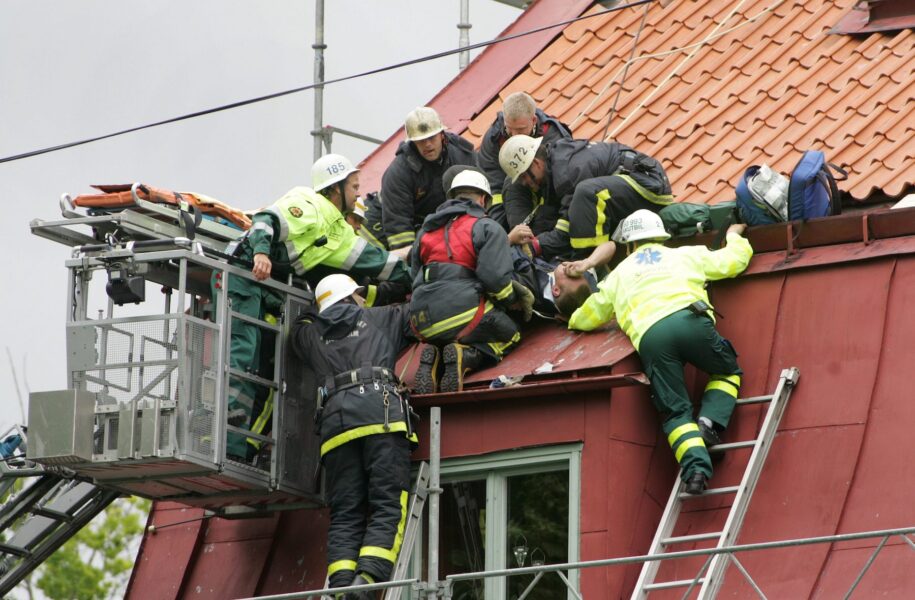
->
xmin=392 ymin=490 xmax=408 ymax=557
xmin=418 ymin=302 xmax=494 ymax=339
xmin=706 ymin=374 xmax=741 ymax=397
xmin=246 ymin=390 xmax=274 ymax=450
xmin=488 ymin=331 xmax=521 ymax=358
xmin=357 ymin=490 xmax=408 ymax=566
xmin=365 ymin=285 xmax=378 ymax=307
xmin=675 ymin=437 xmax=706 ymax=462
xmin=388 ymin=231 xmax=415 ymax=247
xmin=595 ymin=189 xmax=610 ymax=239
xmin=328 ymin=559 xmax=357 ymax=576
xmin=492 ymin=281 xmax=514 ymax=301
xmin=667 ymin=422 xmax=700 ymax=447
xmin=491 ymin=193 xmax=503 ymax=205
xmin=321 ymin=422 xmax=410 ymax=456
xmin=556 ymin=218 xmax=570 ymax=233
xmin=360 ymin=546 xmax=397 ymax=563
xmin=617 ymin=174 xmax=674 ymax=205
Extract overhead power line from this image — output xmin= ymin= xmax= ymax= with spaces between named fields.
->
xmin=0 ymin=0 xmax=653 ymax=165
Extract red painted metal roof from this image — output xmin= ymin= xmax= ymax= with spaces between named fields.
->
xmin=128 ymin=1 xmax=915 ymax=596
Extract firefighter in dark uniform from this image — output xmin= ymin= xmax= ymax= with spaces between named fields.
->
xmin=356 ymin=192 xmax=387 ymax=250
xmin=217 ymin=153 xmax=410 ymax=461
xmin=380 ymin=106 xmax=478 ymax=258
xmin=498 ymin=135 xmax=673 ymax=262
xmin=409 ymin=170 xmax=534 ymax=394
xmin=292 ymin=273 xmax=417 ymax=599
xmin=477 ymin=91 xmax=572 ymax=231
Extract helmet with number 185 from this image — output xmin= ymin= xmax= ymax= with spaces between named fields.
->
xmin=312 ymin=154 xmax=359 ymax=192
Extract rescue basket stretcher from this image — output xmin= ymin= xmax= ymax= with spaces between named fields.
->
xmin=27 ymin=184 xmax=323 ymax=510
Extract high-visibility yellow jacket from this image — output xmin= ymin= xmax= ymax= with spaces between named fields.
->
xmin=568 ymin=233 xmax=753 ymax=350
xmin=249 ymin=186 xmax=360 ymax=274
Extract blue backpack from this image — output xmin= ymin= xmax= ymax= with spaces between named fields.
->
xmin=787 ymin=150 xmax=847 ymax=221
xmin=735 ymin=165 xmax=782 ymax=226
xmin=735 ymin=151 xmax=847 ymax=225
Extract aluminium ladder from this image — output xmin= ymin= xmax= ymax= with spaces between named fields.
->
xmin=0 ymin=465 xmax=119 ymax=595
xmin=383 ymin=460 xmax=431 ymax=600
xmin=631 ymin=367 xmax=800 ymax=599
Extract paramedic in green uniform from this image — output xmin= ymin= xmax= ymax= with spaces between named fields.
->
xmin=216 ymin=154 xmax=411 ymax=461
xmin=568 ymin=210 xmax=752 ymax=494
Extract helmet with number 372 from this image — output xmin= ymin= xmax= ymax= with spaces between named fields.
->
xmin=498 ymin=135 xmax=543 ymax=183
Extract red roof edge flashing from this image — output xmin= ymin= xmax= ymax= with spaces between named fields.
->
xmin=410 ymin=371 xmax=649 ymax=407
xmin=358 ymin=0 xmax=595 ymax=191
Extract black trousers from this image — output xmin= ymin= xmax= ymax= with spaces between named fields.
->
xmin=324 ymin=433 xmax=411 ymax=587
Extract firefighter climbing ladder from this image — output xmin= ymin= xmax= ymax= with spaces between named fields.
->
xmin=319 ymin=461 xmax=431 ymax=600
xmin=0 ymin=460 xmax=120 ymax=595
xmin=631 ymin=367 xmax=800 ymax=599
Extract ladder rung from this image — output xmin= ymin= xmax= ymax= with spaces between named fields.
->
xmin=644 ymin=577 xmax=705 ymax=591
xmin=31 ymin=507 xmax=74 ymax=521
xmin=662 ymin=531 xmax=722 ymax=545
xmin=709 ymin=440 xmax=757 ymax=452
xmin=736 ymin=394 xmax=774 ymax=405
xmin=0 ymin=542 xmax=31 ymax=558
xmin=679 ymin=485 xmax=739 ymax=499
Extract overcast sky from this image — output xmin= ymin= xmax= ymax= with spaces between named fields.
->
xmin=0 ymin=1 xmax=519 ymax=435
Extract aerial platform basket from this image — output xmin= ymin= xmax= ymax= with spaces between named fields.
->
xmin=27 ymin=185 xmax=323 ymax=509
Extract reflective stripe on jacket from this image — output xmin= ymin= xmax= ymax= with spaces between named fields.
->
xmin=380 ymin=132 xmax=477 ymax=249
xmin=409 ymin=198 xmax=517 ymax=339
xmin=291 ymin=303 xmax=416 ymax=454
xmin=568 ymin=233 xmax=753 ymax=350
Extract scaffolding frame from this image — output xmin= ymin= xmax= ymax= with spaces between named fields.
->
xmin=238 ymin=406 xmax=915 ymax=599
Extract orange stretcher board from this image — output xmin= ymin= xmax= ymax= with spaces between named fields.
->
xmin=72 ymin=183 xmax=252 ymax=230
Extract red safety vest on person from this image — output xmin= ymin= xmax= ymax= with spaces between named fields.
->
xmin=419 ymin=214 xmax=478 ymax=271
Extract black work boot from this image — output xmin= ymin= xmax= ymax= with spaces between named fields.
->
xmin=685 ymin=472 xmax=708 ymax=495
xmin=413 ymin=345 xmax=441 ymax=395
xmin=440 ymin=344 xmax=483 ymax=393
xmin=698 ymin=419 xmax=722 ymax=447
xmin=344 ymin=572 xmax=376 ymax=600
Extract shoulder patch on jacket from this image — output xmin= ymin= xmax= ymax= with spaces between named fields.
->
xmin=289 ymin=206 xmax=303 ymax=218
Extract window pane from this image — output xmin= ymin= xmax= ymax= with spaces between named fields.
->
xmin=423 ymin=479 xmax=487 ymax=600
xmin=506 ymin=470 xmax=570 ymax=599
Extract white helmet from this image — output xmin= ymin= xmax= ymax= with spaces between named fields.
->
xmin=499 ymin=135 xmax=543 ymax=183
xmin=404 ymin=106 xmax=445 ymax=141
xmin=448 ymin=170 xmax=492 ymax=199
xmin=351 ymin=197 xmax=367 ymax=220
xmin=314 ymin=273 xmax=363 ymax=312
xmin=613 ymin=209 xmax=671 ymax=243
xmin=312 ymin=154 xmax=359 ymax=192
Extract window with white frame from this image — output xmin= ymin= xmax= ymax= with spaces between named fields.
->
xmin=408 ymin=444 xmax=581 ymax=600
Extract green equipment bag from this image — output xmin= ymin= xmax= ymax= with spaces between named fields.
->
xmin=659 ymin=203 xmax=713 ymax=237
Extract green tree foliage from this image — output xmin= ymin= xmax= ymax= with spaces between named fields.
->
xmin=31 ymin=495 xmax=151 ymax=600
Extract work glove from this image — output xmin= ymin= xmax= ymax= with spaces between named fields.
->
xmin=508 ymin=280 xmax=535 ymax=323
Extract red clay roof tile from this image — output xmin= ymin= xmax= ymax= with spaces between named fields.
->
xmin=362 ymin=1 xmax=913 ymax=204
xmin=460 ymin=0 xmax=915 ymax=204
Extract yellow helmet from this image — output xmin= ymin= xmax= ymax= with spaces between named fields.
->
xmin=499 ymin=135 xmax=543 ymax=183
xmin=404 ymin=106 xmax=445 ymax=141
